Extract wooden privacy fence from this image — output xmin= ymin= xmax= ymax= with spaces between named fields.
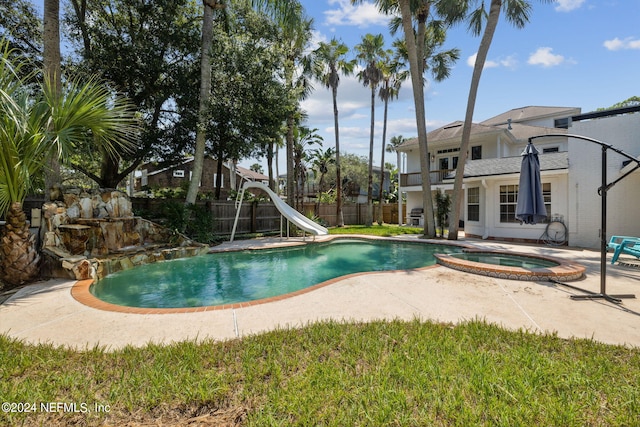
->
xmin=132 ymin=198 xmax=406 ymax=236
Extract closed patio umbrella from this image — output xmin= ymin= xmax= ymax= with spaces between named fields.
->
xmin=515 ymin=142 xmax=547 ymax=225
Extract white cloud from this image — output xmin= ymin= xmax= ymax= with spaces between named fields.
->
xmin=466 ymin=53 xmax=518 ymax=69
xmin=603 ymin=37 xmax=640 ymax=51
xmin=555 ymin=0 xmax=585 ymax=12
xmin=323 ymin=0 xmax=390 ymax=28
xmin=527 ymin=47 xmax=566 ymax=67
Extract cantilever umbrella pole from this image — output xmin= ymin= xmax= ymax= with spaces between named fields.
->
xmin=529 ymin=134 xmax=638 ymax=304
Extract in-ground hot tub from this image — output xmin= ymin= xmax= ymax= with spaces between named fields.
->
xmin=434 ymin=249 xmax=585 ymax=282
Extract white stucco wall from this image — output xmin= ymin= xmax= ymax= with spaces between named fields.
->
xmin=567 ymin=113 xmax=640 ymax=249
xmin=462 ymin=173 xmax=568 ymax=241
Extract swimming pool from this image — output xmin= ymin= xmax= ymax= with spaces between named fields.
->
xmin=90 ymin=239 xmax=457 ymax=309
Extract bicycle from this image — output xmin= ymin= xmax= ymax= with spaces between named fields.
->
xmin=539 ymin=215 xmax=567 ymax=246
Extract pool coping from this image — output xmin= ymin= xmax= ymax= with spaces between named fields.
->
xmin=72 ymin=235 xmax=462 ymax=314
xmin=71 ymin=235 xmax=586 ymax=314
xmin=434 ymin=248 xmax=586 ymax=282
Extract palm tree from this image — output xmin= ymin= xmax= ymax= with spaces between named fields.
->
xmin=355 ymin=33 xmax=386 ymax=226
xmin=186 ymin=0 xmax=221 ymax=206
xmin=281 ymin=17 xmax=314 ymax=209
xmin=377 ymin=56 xmax=407 ymax=224
xmin=312 ymin=37 xmax=356 ymax=227
xmin=293 ymin=125 xmax=323 ymax=209
xmin=351 ymin=0 xmax=443 ymax=237
xmin=310 ymin=147 xmax=336 ymax=214
xmin=387 ymin=134 xmax=406 ymax=225
xmin=0 ymin=42 xmax=138 ymax=287
xmin=447 ymin=0 xmax=552 ymax=240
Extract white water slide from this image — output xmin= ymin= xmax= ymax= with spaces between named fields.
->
xmin=230 ymin=181 xmax=328 ymax=242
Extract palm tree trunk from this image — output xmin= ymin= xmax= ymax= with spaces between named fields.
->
xmin=378 ymin=93 xmax=389 ymax=224
xmin=267 ymin=142 xmax=275 ymax=190
xmin=398 ymin=0 xmax=435 ymax=237
xmin=186 ymin=0 xmax=216 ymax=205
xmin=286 ymin=113 xmax=295 ymax=209
xmin=366 ymin=86 xmax=375 ymax=226
xmin=43 ymin=0 xmax=62 ymax=199
xmin=449 ymin=0 xmax=501 ymax=240
xmin=332 ymin=86 xmax=344 ymax=226
xmin=0 ymin=202 xmax=40 ymax=287
xmin=397 ymin=150 xmax=402 ymax=225
xmin=275 ymin=143 xmax=280 ymax=195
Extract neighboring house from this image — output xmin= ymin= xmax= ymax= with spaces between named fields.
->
xmin=566 ymin=107 xmax=640 ymax=248
xmin=279 ymin=166 xmax=391 ymax=203
xmin=136 ymin=157 xmax=269 ymax=199
xmin=398 ymin=106 xmax=579 ymax=242
xmin=398 ymin=105 xmax=640 ymax=248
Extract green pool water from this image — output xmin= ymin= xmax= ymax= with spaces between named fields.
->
xmin=91 ymin=239 xmax=456 ymax=308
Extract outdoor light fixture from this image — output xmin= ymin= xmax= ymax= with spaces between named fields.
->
xmin=529 ymin=134 xmax=639 ymax=304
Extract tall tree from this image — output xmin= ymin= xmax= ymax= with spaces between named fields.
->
xmin=312 ymin=37 xmax=356 ymax=227
xmin=353 ymin=0 xmax=462 ymax=236
xmin=43 ymin=0 xmax=62 ymax=197
xmin=0 ymin=0 xmax=42 ymax=80
xmin=203 ymin=5 xmax=289 ymax=199
xmin=355 ymin=33 xmax=386 ymax=226
xmin=0 ymin=42 xmax=139 ymax=287
xmin=186 ymin=0 xmax=221 ymax=205
xmin=292 ymin=126 xmax=323 ymax=209
xmin=447 ymin=0 xmax=552 ymax=240
xmin=387 ymin=134 xmax=406 ymax=225
xmin=65 ymin=0 xmax=202 ymax=188
xmin=280 ymin=16 xmax=313 ymax=210
xmin=185 ymin=0 xmax=306 ymax=205
xmin=310 ymin=146 xmax=335 ymax=214
xmin=377 ymin=55 xmax=407 ymax=224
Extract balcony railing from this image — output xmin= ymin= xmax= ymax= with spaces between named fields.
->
xmin=400 ymin=169 xmax=455 ymax=186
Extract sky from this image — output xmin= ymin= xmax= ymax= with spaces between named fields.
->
xmin=249 ymin=0 xmax=639 ymax=172
xmin=32 ymin=0 xmax=639 ymax=173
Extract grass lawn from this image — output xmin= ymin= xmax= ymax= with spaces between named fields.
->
xmin=2 ymin=227 xmax=638 ymax=425
xmin=329 ymin=224 xmax=425 ymax=237
xmin=2 ymin=319 xmax=638 ymax=426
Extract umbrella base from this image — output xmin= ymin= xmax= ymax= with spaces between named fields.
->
xmin=570 ymin=293 xmax=636 ymax=304
xmin=551 ymin=280 xmax=636 ymax=305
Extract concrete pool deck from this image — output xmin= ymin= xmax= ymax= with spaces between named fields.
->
xmin=1 ymin=236 xmax=639 ymax=350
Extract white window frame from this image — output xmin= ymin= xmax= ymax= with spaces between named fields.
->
xmin=467 ymin=187 xmax=480 ymax=222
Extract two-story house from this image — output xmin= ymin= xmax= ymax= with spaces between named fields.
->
xmin=398 ymin=106 xmax=580 ymax=242
xmin=136 ymin=157 xmax=270 ymax=199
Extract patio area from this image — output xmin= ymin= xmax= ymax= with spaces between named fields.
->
xmin=1 ymin=236 xmax=638 ymax=350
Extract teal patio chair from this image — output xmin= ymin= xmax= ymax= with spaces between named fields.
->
xmin=609 ymin=237 xmax=640 ymax=264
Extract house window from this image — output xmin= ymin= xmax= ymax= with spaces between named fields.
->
xmin=499 ymin=185 xmax=519 ymax=223
xmin=141 ymin=169 xmax=148 ymax=187
xmin=467 ymin=187 xmax=480 ymax=222
xmin=471 ymin=145 xmax=482 ymax=160
xmin=543 ymin=147 xmax=559 ymax=153
xmin=213 ymin=174 xmax=224 ymax=188
xmin=173 ymin=169 xmax=185 ymax=178
xmin=554 ymin=118 xmax=569 ymax=129
xmin=542 ymin=183 xmax=551 ymax=219
xmin=500 ymin=183 xmax=551 ymax=223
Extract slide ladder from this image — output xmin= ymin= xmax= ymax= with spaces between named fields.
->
xmin=230 ymin=181 xmax=328 ymax=242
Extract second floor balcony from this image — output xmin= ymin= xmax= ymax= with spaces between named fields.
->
xmin=400 ymin=169 xmax=455 ymax=187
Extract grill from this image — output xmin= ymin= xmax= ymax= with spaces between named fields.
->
xmin=409 ymin=208 xmax=423 ymax=226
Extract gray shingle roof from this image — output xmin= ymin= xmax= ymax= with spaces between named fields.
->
xmin=480 ymin=106 xmax=581 ymax=126
xmin=446 ymin=152 xmax=569 ymax=179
